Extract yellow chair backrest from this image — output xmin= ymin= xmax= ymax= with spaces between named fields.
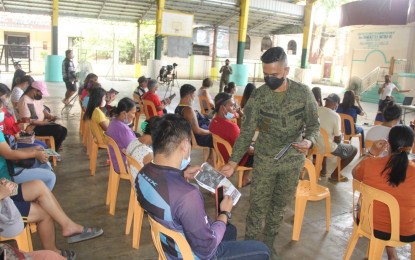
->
xmin=234 ymin=95 xmax=242 ymax=108
xmin=211 ymin=134 xmax=233 ymax=169
xmin=125 ymin=152 xmax=143 ymax=186
xmin=302 ymin=158 xmax=318 ymax=193
xmin=198 ymin=95 xmax=212 ymax=116
xmin=148 ymin=215 xmax=194 ymax=260
xmin=338 ymin=113 xmax=356 ymax=135
xmin=143 ymin=100 xmax=158 ymax=119
xmin=105 ymin=135 xmax=128 ymax=176
xmin=353 ymin=180 xmax=400 ymax=241
xmin=133 ymin=93 xmax=145 ymax=114
xmin=89 ymin=120 xmax=106 ymax=147
xmin=318 ymin=128 xmax=332 ymax=155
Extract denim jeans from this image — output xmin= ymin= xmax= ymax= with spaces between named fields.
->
xmin=214 ymin=224 xmax=270 ymax=260
xmin=14 ymin=160 xmax=56 ymax=190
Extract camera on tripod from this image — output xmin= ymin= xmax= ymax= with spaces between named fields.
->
xmin=158 ymin=63 xmax=178 ymax=84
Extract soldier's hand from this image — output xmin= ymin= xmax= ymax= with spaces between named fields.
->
xmin=220 ymin=161 xmax=237 ymax=177
xmin=220 ymin=195 xmax=233 ymax=212
xmin=292 ymin=139 xmax=312 ymax=154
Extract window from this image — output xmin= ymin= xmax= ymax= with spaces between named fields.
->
xmin=287 ymin=40 xmax=297 ymax=55
xmin=261 ymin=36 xmax=272 ymax=52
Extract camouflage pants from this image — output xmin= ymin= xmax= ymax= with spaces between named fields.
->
xmin=245 ymin=153 xmax=305 ymax=252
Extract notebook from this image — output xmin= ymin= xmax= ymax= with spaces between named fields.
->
xmin=402 ymin=96 xmax=413 ymax=106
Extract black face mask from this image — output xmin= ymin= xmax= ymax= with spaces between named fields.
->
xmin=34 ymin=94 xmax=43 ymax=100
xmin=264 ymin=76 xmax=285 ymax=90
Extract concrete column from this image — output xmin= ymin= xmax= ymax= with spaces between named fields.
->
xmin=210 ymin=26 xmax=218 ymax=80
xmin=154 ymin=0 xmax=165 ymax=60
xmin=135 ymin=20 xmax=141 ymax=77
xmin=300 ymin=0 xmax=316 ymax=69
xmin=52 ymin=0 xmax=58 ymax=55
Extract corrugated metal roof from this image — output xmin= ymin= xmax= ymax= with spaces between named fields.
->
xmin=0 ymin=0 xmax=304 ymax=36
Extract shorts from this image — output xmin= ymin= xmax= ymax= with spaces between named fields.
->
xmin=332 ymin=143 xmax=357 ymax=159
xmin=195 ymin=133 xmax=214 ymax=148
xmin=64 ymin=80 xmax=77 ymax=92
xmin=10 ymin=185 xmax=31 ymax=219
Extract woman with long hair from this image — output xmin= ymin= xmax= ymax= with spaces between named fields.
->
xmin=337 ymin=90 xmax=365 ymax=150
xmin=241 ymin=83 xmax=256 ymax=109
xmin=106 ymin=97 xmax=137 ymax=173
xmin=83 ymin=87 xmax=108 ymax=141
xmin=353 ymin=125 xmax=415 ymax=259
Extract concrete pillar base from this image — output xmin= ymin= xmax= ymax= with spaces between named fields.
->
xmin=294 ymin=67 xmax=313 ymax=86
xmin=135 ymin=63 xmax=141 ymax=78
xmin=230 ymin=64 xmax=248 ymax=87
xmin=45 ymin=55 xmax=64 ymax=82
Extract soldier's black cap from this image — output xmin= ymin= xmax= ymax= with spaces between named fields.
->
xmin=324 ymin=93 xmax=340 ymax=104
xmin=214 ymin=92 xmax=232 ymax=113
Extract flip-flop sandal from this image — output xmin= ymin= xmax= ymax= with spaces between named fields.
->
xmin=61 ymin=249 xmax=76 ymax=260
xmin=328 ymin=176 xmax=349 ymax=182
xmin=66 ymin=227 xmax=104 ymax=244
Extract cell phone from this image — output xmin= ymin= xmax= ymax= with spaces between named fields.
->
xmin=215 ymin=186 xmax=224 ymax=217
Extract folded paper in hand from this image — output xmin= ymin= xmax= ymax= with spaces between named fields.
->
xmin=194 ymin=163 xmax=241 ymax=205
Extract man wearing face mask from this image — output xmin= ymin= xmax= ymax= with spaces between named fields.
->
xmin=219 ymin=59 xmax=233 ymax=93
xmin=221 ymin=47 xmax=320 ymax=255
xmin=210 ymin=93 xmax=254 ymax=187
xmin=18 ymin=81 xmax=67 ymax=151
xmin=317 ymin=93 xmax=357 ymax=182
xmin=136 ymin=114 xmax=270 ymax=260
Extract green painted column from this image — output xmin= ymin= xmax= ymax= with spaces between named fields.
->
xmin=154 ymin=0 xmax=165 ymax=60
xmin=52 ymin=0 xmax=58 ymax=55
xmin=300 ymin=0 xmax=316 ymax=69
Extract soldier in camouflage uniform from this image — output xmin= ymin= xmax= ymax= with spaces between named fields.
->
xmin=221 ymin=47 xmax=320 ymax=256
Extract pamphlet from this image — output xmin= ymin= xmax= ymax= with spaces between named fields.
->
xmin=274 ymin=142 xmax=299 ymax=161
xmin=44 ymin=148 xmax=60 ymax=157
xmin=194 ymin=163 xmax=241 ymax=205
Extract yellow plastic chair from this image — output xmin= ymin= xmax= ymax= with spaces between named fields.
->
xmin=315 ymin=128 xmax=341 ymax=181
xmin=133 ymin=93 xmax=145 ymax=132
xmin=148 ymin=215 xmax=194 ymax=260
xmin=343 ymin=180 xmax=415 ymax=260
xmin=338 ymin=113 xmax=363 ymax=156
xmin=364 ymin=140 xmax=374 ymax=154
xmin=212 ymin=134 xmax=252 ymax=188
xmin=88 ymin=120 xmax=107 ymax=176
xmin=143 ymin=99 xmax=158 ymax=120
xmin=0 ymin=223 xmax=36 ymax=252
xmin=35 ymin=136 xmax=57 ymax=167
xmin=191 ymin=131 xmax=209 ymax=162
xmin=198 ymin=95 xmax=212 ymax=116
xmin=124 ymin=152 xmax=145 ymax=250
xmin=104 ymin=135 xmax=130 ymax=215
xmin=233 ymin=95 xmax=242 ymax=107
xmin=374 ymin=120 xmax=383 ymax=126
xmin=292 ymin=158 xmax=330 ymax=241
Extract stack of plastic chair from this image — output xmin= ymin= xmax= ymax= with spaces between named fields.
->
xmin=211 ymin=134 xmax=252 ymax=188
xmin=343 ymin=180 xmax=415 ymax=260
xmin=124 ymin=152 xmax=145 ymax=250
xmin=148 ymin=215 xmax=194 ymax=260
xmin=88 ymin=120 xmax=107 ymax=176
xmin=292 ymin=158 xmax=330 ymax=241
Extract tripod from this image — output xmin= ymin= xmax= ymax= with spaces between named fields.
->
xmin=161 ymin=69 xmax=179 ymax=100
xmin=61 ymin=93 xmax=79 ymax=118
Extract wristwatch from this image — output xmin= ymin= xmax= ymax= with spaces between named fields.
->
xmin=219 ymin=211 xmax=232 ymax=220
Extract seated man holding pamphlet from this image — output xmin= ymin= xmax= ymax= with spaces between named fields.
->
xmin=135 ymin=114 xmax=270 ymax=260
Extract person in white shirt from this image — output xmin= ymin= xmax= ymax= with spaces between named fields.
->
xmin=316 ymin=93 xmax=358 ymax=182
xmin=378 ymin=75 xmax=410 ymax=108
xmin=366 ymin=103 xmax=402 ymax=144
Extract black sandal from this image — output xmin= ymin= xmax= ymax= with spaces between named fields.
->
xmin=61 ymin=249 xmax=76 ymax=260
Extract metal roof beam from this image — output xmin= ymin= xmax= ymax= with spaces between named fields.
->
xmin=0 ymin=0 xmax=6 ymax=11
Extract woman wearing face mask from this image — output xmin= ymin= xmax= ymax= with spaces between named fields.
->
xmin=210 ymin=93 xmax=254 ymax=187
xmin=0 ymin=83 xmax=46 ymax=149
xmin=106 ymin=97 xmax=137 ymax=174
xmin=18 ymin=81 xmax=67 ymax=151
xmin=83 ymin=87 xmax=109 ymax=143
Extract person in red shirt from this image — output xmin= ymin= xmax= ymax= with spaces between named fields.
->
xmin=210 ymin=92 xmax=254 ymax=187
xmin=142 ymin=79 xmax=170 ymax=117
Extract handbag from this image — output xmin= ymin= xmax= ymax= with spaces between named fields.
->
xmin=4 ymin=135 xmax=36 ymax=176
